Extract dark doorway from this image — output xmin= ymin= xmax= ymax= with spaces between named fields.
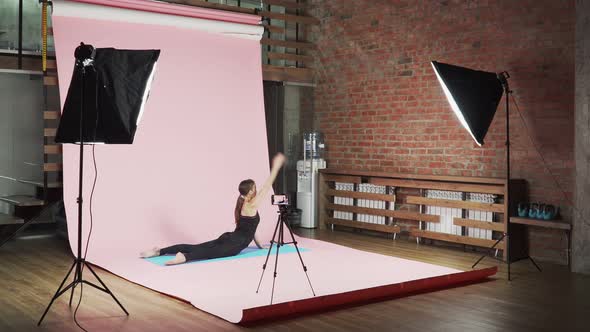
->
xmin=263 ymin=81 xmax=285 ymax=193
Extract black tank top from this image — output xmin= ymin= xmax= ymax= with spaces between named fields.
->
xmin=233 ymin=213 xmax=260 ymax=246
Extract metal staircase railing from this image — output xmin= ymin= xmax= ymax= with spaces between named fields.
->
xmin=0 ymin=1 xmax=63 ymax=247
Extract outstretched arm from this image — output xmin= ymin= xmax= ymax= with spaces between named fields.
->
xmin=249 ymin=153 xmax=286 ymax=210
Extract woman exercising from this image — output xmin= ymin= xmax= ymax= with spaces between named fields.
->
xmin=140 ymin=153 xmax=286 ymax=265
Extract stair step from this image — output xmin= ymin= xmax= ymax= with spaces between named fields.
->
xmin=0 ymin=213 xmax=24 ymax=225
xmin=17 ymin=179 xmax=63 ymax=188
xmin=44 ymin=128 xmax=57 ymax=137
xmin=30 ymin=217 xmax=55 ymax=225
xmin=262 ymin=65 xmax=313 ymax=83
xmin=44 ymin=145 xmax=61 ymax=155
xmin=44 ymin=111 xmax=60 ymax=119
xmin=267 ymin=52 xmax=314 ymax=63
xmin=259 ymin=11 xmax=320 ymax=25
xmin=260 ymin=38 xmax=317 ymax=50
xmin=44 ymin=163 xmax=62 ymax=172
xmin=264 ymin=0 xmax=308 ymax=9
xmin=43 ymin=76 xmax=58 ymax=86
xmin=46 ymin=59 xmax=57 ymax=69
xmin=0 ymin=195 xmax=45 ymax=207
xmin=262 ymin=23 xmax=286 ymax=34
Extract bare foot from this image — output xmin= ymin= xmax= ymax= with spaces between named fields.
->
xmin=165 ymin=252 xmax=187 ymax=266
xmin=140 ymin=247 xmax=160 ymax=258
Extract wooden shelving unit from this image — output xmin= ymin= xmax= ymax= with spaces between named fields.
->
xmin=320 ymin=169 xmax=528 ymax=260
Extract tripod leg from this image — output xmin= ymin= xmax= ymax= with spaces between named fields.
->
xmin=256 ymin=239 xmax=275 ymax=294
xmin=507 ymin=234 xmax=511 ymax=281
xmin=284 ymin=219 xmax=316 ymax=296
xmin=271 ymin=227 xmax=282 ymax=305
xmin=472 ymin=233 xmax=505 ymax=269
xmin=68 ymin=259 xmax=82 ymax=307
xmin=85 ymin=262 xmax=129 ymax=315
xmin=529 ymin=256 xmax=542 ymax=272
xmin=38 ymin=260 xmax=77 ymax=326
xmin=256 ymin=215 xmax=281 ymax=294
xmin=68 ymin=282 xmax=77 ymax=307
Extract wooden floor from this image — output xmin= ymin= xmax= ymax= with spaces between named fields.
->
xmin=1 ymin=227 xmax=589 ymax=332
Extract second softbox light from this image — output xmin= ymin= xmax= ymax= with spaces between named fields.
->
xmin=431 ymin=61 xmax=504 ymax=146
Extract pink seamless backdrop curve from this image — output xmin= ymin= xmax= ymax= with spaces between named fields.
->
xmin=52 ymin=3 xmax=276 ymax=258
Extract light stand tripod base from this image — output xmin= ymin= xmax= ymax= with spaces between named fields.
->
xmin=472 ymin=232 xmax=542 ymax=282
xmin=472 ymin=233 xmax=512 ymax=280
xmin=38 ymin=258 xmax=129 ymax=326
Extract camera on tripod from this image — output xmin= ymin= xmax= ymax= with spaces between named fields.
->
xmin=271 ymin=194 xmax=289 ymax=206
xmin=258 ymin=192 xmax=315 ymax=304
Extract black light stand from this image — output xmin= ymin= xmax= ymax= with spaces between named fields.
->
xmin=471 ymin=71 xmax=512 ymax=277
xmin=472 ymin=72 xmax=542 ymax=280
xmin=256 ymin=205 xmax=315 ymax=304
xmin=38 ymin=43 xmax=128 ymax=326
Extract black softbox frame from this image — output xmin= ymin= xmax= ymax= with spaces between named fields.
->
xmin=431 ymin=61 xmax=503 ymax=146
xmin=55 ymin=48 xmax=160 ymax=144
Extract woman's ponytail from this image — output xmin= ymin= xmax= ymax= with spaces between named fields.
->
xmin=234 ymin=195 xmax=245 ymax=224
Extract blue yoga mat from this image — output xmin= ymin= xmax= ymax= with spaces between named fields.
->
xmin=144 ymin=244 xmax=309 ymax=266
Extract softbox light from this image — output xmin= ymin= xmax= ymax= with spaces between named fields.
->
xmin=40 ymin=44 xmax=160 ymax=326
xmin=55 ymin=47 xmax=160 ymax=144
xmin=431 ymin=61 xmax=504 ymax=146
xmin=431 ymin=61 xmax=532 ymax=280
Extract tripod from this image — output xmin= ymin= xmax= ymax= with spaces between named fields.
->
xmin=256 ymin=205 xmax=315 ymax=304
xmin=38 ymin=46 xmax=128 ymax=325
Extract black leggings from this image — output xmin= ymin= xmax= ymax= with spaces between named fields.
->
xmin=160 ymin=233 xmax=246 ymax=262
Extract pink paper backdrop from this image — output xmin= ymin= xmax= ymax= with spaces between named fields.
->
xmin=52 ymin=5 xmax=276 ymax=256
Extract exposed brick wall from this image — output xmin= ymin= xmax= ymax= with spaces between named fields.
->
xmin=308 ymin=0 xmax=575 ymax=264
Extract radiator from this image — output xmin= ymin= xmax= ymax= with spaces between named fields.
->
xmin=334 ymin=182 xmax=354 ymax=220
xmin=466 ymin=193 xmax=495 ymax=240
xmin=333 ymin=183 xmax=393 ymax=224
xmin=425 ymin=190 xmax=463 ymax=235
xmin=425 ymin=190 xmax=495 ymax=240
xmin=357 ymin=184 xmax=386 ymax=224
